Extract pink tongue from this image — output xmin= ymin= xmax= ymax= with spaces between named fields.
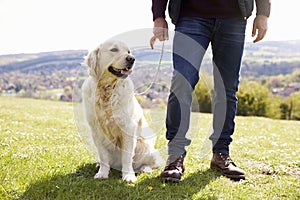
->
xmin=121 ymin=70 xmax=132 ymax=75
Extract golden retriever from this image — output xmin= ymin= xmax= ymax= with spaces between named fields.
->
xmin=81 ymin=40 xmax=163 ymax=183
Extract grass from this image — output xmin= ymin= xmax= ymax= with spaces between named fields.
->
xmin=0 ymin=97 xmax=299 ymax=200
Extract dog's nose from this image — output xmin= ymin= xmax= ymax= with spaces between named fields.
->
xmin=126 ymin=55 xmax=135 ymax=64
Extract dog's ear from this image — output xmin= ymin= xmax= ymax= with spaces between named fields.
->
xmin=84 ymin=47 xmax=100 ymax=77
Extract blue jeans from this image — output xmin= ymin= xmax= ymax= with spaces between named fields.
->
xmin=166 ymin=17 xmax=247 ymax=157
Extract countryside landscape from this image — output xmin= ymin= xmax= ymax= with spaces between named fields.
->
xmin=1 ymin=40 xmax=300 ymax=120
xmin=0 ymin=40 xmax=300 ymax=199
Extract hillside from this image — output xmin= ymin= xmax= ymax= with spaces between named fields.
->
xmin=0 ymin=50 xmax=87 ymax=73
xmin=1 ymin=40 xmax=300 ymax=75
xmin=242 ymin=40 xmax=300 ymax=77
xmin=1 ymin=40 xmax=300 ymax=72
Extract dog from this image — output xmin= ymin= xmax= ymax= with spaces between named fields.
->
xmin=81 ymin=40 xmax=163 ymax=183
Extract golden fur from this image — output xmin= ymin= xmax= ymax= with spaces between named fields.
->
xmin=81 ymin=40 xmax=163 ymax=183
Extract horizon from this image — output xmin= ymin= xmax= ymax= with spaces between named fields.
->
xmin=1 ymin=39 xmax=300 ymax=57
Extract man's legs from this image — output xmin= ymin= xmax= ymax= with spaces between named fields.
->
xmin=209 ymin=17 xmax=247 ymax=180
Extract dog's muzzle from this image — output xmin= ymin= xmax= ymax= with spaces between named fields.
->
xmin=126 ymin=55 xmax=135 ymax=66
xmin=108 ymin=55 xmax=135 ymax=79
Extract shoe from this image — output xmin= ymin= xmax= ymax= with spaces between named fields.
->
xmin=210 ymin=153 xmax=245 ymax=180
xmin=160 ymin=156 xmax=185 ymax=182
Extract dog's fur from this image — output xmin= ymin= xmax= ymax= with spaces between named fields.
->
xmin=81 ymin=40 xmax=163 ymax=183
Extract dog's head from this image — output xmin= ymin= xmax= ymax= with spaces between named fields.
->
xmin=85 ymin=40 xmax=135 ymax=79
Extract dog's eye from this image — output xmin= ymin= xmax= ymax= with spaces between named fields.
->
xmin=128 ymin=51 xmax=131 ymax=54
xmin=110 ymin=48 xmax=119 ymax=52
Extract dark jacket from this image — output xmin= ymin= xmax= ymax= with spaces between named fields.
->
xmin=152 ymin=0 xmax=271 ymax=24
xmin=239 ymin=0 xmax=271 ymax=19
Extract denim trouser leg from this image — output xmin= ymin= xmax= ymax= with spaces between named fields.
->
xmin=166 ymin=18 xmax=211 ymax=157
xmin=210 ymin=18 xmax=246 ymax=154
xmin=166 ymin=17 xmax=246 ymax=158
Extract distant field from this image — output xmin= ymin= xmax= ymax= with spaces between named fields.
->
xmin=0 ymin=97 xmax=299 ymax=199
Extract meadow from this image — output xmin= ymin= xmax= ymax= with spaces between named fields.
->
xmin=0 ymin=97 xmax=299 ymax=199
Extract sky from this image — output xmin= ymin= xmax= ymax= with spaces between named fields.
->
xmin=0 ymin=0 xmax=299 ymax=55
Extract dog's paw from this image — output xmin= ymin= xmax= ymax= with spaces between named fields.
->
xmin=122 ymin=173 xmax=137 ymax=183
xmin=94 ymin=172 xmax=109 ymax=180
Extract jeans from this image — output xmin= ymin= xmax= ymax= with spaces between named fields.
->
xmin=166 ymin=17 xmax=247 ymax=157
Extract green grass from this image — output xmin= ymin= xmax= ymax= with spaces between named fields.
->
xmin=0 ymin=97 xmax=299 ymax=200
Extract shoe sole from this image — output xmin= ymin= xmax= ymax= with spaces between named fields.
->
xmin=210 ymin=165 xmax=245 ymax=180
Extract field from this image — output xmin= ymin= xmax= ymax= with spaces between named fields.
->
xmin=0 ymin=97 xmax=299 ymax=199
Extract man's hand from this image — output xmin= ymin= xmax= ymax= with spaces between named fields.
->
xmin=150 ymin=17 xmax=169 ymax=49
xmin=252 ymin=15 xmax=268 ymax=43
xmin=153 ymin=17 xmax=168 ymax=41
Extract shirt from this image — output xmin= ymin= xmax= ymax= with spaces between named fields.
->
xmin=152 ymin=0 xmax=242 ymax=20
xmin=180 ymin=0 xmax=242 ymax=19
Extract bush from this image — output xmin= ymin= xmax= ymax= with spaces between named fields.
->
xmin=237 ymin=81 xmax=270 ymax=117
xmin=289 ymin=91 xmax=300 ymax=120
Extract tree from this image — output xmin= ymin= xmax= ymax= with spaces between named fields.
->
xmin=289 ymin=91 xmax=300 ymax=120
xmin=279 ymin=103 xmax=289 ymax=119
xmin=237 ymin=81 xmax=270 ymax=117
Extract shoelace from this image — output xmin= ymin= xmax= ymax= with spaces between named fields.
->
xmin=165 ymin=157 xmax=184 ymax=172
xmin=219 ymin=154 xmax=235 ymax=167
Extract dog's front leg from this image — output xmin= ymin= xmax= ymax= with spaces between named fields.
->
xmin=121 ymin=133 xmax=137 ymax=183
xmin=94 ymin=149 xmax=110 ymax=179
xmin=93 ymin=134 xmax=110 ymax=180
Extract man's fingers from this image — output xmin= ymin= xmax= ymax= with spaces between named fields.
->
xmin=151 ymin=28 xmax=169 ymax=49
xmin=150 ymin=36 xmax=156 ymax=49
xmin=253 ymin=29 xmax=267 ymax=43
xmin=153 ymin=28 xmax=169 ymax=41
xmin=163 ymin=28 xmax=169 ymax=40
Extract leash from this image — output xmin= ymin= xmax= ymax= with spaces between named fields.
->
xmin=134 ymin=37 xmax=165 ymax=96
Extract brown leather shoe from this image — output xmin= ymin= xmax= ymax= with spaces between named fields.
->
xmin=161 ymin=156 xmax=185 ymax=182
xmin=210 ymin=153 xmax=245 ymax=180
